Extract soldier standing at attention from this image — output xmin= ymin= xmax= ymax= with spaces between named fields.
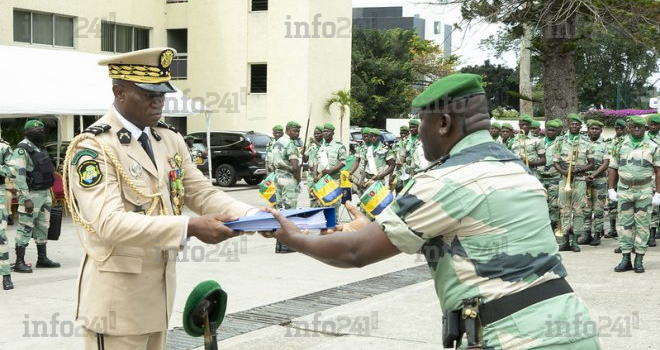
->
xmin=265 ymin=125 xmax=284 ymax=176
xmin=349 ymin=127 xmax=371 ymax=198
xmin=313 ymin=123 xmax=347 ymax=210
xmin=405 ymin=119 xmax=424 ymax=177
xmin=554 ymin=114 xmax=594 ymax=252
xmin=609 ymin=116 xmax=660 ymax=273
xmin=389 ymin=125 xmax=409 ymax=192
xmin=10 ymin=120 xmax=60 ymax=273
xmin=489 ymin=122 xmax=501 ymax=142
xmin=531 ymin=119 xmax=542 ymax=138
xmin=538 ymin=119 xmax=562 ymax=239
xmin=510 ymin=114 xmax=546 ymax=176
xmin=583 ymin=119 xmax=608 ymax=246
xmin=605 ymin=118 xmax=627 ymax=240
xmin=263 ymin=73 xmax=601 ymax=349
xmin=0 ymin=137 xmax=13 ymax=289
xmin=500 ymin=123 xmax=515 ymax=150
xmin=361 ymin=128 xmax=394 ymax=188
xmin=303 ymin=125 xmax=323 ymax=207
xmin=645 ymin=114 xmax=660 ymax=247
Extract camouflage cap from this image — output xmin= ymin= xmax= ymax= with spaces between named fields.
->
xmin=628 ymin=116 xmax=647 ymax=126
xmin=324 ymin=123 xmax=335 ymax=130
xmin=614 ymin=119 xmax=627 ymax=127
xmin=409 ymin=119 xmax=420 ymax=126
xmin=567 ymin=113 xmax=583 ymax=124
xmin=412 ymin=73 xmax=485 ymax=109
xmin=519 ymin=114 xmax=534 ymax=124
xmin=272 ymin=125 xmax=284 ymax=131
xmin=24 ymin=120 xmax=44 ymax=130
xmin=501 ymin=123 xmax=514 ymax=131
xmin=286 ymin=121 xmax=301 ymax=129
xmin=586 ymin=119 xmax=604 ymax=127
xmin=647 ymin=114 xmax=660 ymax=124
xmin=491 ymin=122 xmax=501 ymax=129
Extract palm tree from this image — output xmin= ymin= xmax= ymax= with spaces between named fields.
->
xmin=323 ymin=89 xmax=363 ymax=142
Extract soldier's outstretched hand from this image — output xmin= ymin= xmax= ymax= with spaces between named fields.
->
xmin=188 ymin=213 xmax=240 ymax=244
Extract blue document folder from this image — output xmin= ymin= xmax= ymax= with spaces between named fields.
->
xmin=225 ymin=207 xmax=336 ymax=231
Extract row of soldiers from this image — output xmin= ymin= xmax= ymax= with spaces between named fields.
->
xmin=489 ymin=113 xmax=660 ymax=273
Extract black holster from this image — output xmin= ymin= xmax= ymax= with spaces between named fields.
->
xmin=442 ymin=310 xmax=461 ymax=348
xmin=442 ymin=297 xmax=483 ymax=349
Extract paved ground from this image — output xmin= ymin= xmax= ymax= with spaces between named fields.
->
xmin=1 ymin=181 xmax=658 ymax=349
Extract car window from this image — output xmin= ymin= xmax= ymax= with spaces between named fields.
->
xmin=246 ymin=134 xmax=271 ymax=147
xmin=222 ymin=134 xmax=243 ymax=147
xmin=351 ymin=132 xmax=363 ymax=141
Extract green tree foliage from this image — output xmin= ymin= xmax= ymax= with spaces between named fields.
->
xmin=323 ymin=89 xmax=364 ymax=142
xmin=460 ymin=60 xmax=519 ymax=110
xmin=351 ymin=28 xmax=458 ymax=127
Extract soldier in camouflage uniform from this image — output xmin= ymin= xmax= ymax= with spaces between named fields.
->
xmin=0 ymin=138 xmax=13 ymax=289
xmin=531 ymin=119 xmax=542 ymax=138
xmin=645 ymin=114 xmax=660 ymax=247
xmin=349 ymin=127 xmax=371 ymax=198
xmin=265 ymin=125 xmax=284 ymax=176
xmin=360 ymin=129 xmax=394 ymax=189
xmin=583 ymin=119 xmax=608 ymax=246
xmin=605 ymin=118 xmax=627 ymax=239
xmin=554 ymin=114 xmax=594 ymax=252
xmin=608 ymin=116 xmax=660 ymax=273
xmin=313 ymin=123 xmax=347 ymax=210
xmin=510 ymin=114 xmax=546 ymax=175
xmin=500 ymin=123 xmax=515 ymax=150
xmin=538 ymin=119 xmax=562 ymax=238
xmin=489 ymin=122 xmax=501 ymax=142
xmin=403 ymin=119 xmax=423 ymax=177
xmin=303 ymin=125 xmax=323 ymax=207
xmin=389 ymin=125 xmax=409 ymax=192
xmin=265 ymin=73 xmax=601 ymax=350
xmin=10 ymin=120 xmax=60 ymax=273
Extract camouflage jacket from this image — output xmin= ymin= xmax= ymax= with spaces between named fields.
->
xmin=609 ymin=135 xmax=660 ymax=188
xmin=271 ymin=135 xmax=300 ymax=177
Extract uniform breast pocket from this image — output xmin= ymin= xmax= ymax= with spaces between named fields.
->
xmin=121 ymin=181 xmax=153 ymax=212
xmin=96 ymin=247 xmax=144 ymax=274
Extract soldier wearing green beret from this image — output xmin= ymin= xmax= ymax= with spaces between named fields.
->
xmin=349 ymin=127 xmax=372 ymax=198
xmin=263 ymin=73 xmax=601 ymax=350
xmin=609 ymin=115 xmax=660 ymax=273
xmin=8 ymin=120 xmax=61 ymax=274
xmin=489 ymin=122 xmax=501 ymax=142
xmin=0 ymin=130 xmax=13 ymax=289
xmin=531 ymin=119 xmax=542 ymax=138
xmin=313 ymin=123 xmax=347 ymax=210
xmin=390 ymin=125 xmax=410 ymax=192
xmin=303 ymin=125 xmax=324 ymax=207
xmin=265 ymin=125 xmax=284 ymax=176
xmin=554 ymin=113 xmax=594 ymax=252
xmin=646 ymin=114 xmax=660 ymax=247
xmin=538 ymin=119 xmax=562 ymax=237
xmin=604 ymin=119 xmax=627 ymax=239
xmin=583 ymin=119 xmax=608 ymax=246
xmin=360 ymin=128 xmax=394 ymax=190
xmin=510 ymin=115 xmax=546 ymax=175
xmin=405 ymin=119 xmax=428 ymax=176
xmin=500 ymin=123 xmax=515 ymax=150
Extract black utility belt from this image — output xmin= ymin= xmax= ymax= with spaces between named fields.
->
xmin=442 ymin=278 xmax=573 ymax=349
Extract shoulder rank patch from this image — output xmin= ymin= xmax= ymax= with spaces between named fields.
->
xmin=151 ymin=128 xmax=162 ymax=141
xmin=117 ymin=128 xmax=132 ymax=144
xmin=77 ymin=160 xmax=103 ymax=188
xmin=71 ymin=148 xmax=98 ymax=165
xmin=157 ymin=121 xmax=179 ymax=134
xmin=83 ymin=124 xmax=111 ymax=135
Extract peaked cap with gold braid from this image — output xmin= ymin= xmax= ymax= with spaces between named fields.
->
xmin=98 ymin=47 xmax=178 ymax=93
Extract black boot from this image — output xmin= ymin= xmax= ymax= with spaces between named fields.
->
xmin=558 ymin=229 xmax=570 ymax=251
xmin=614 ymin=253 xmax=633 ymax=272
xmin=3 ymin=274 xmax=13 ymax=290
xmin=14 ymin=246 xmax=32 ymax=273
xmin=648 ymin=228 xmax=657 ymax=247
xmin=605 ymin=218 xmax=617 ymax=238
xmin=590 ymin=230 xmax=601 ymax=246
xmin=656 ymin=228 xmax=660 ymax=239
xmin=571 ymin=232 xmax=581 ymax=252
xmin=577 ymin=231 xmax=592 ymax=245
xmin=614 ymin=246 xmax=622 ymax=253
xmin=634 ymin=254 xmax=645 ymax=273
xmin=36 ymin=244 xmax=60 ymax=268
xmin=7 ymin=215 xmax=14 ymax=226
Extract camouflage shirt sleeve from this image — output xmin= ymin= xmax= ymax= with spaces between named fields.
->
xmin=653 ymin=145 xmax=660 ymax=168
xmin=287 ymin=141 xmax=300 ymax=161
xmin=0 ymin=144 xmax=13 ymax=178
xmin=535 ymin=138 xmax=545 ymax=156
xmin=8 ymin=147 xmax=31 ymax=200
xmin=336 ymin=143 xmax=347 ymax=163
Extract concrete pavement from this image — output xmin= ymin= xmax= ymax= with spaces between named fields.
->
xmin=1 ymin=182 xmax=658 ymax=349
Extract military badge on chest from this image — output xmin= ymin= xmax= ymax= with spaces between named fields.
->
xmin=168 ymin=152 xmax=185 ymax=215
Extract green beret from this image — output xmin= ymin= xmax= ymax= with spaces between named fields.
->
xmin=400 ymin=125 xmax=410 ymax=131
xmin=628 ymin=116 xmax=647 ymax=126
xmin=184 ymin=135 xmax=194 ymax=141
xmin=24 ymin=120 xmax=44 ymax=130
xmin=314 ymin=125 xmax=323 ymax=132
xmin=323 ymin=123 xmax=335 ymax=130
xmin=409 ymin=119 xmax=420 ymax=126
xmin=491 ymin=122 xmax=501 ymax=129
xmin=647 ymin=114 xmax=660 ymax=124
xmin=183 ymin=280 xmax=227 ymax=337
xmin=567 ymin=113 xmax=583 ymax=124
xmin=546 ymin=120 xmax=561 ymax=129
xmin=501 ymin=123 xmax=514 ymax=131
xmin=361 ymin=127 xmax=370 ymax=134
xmin=412 ymin=73 xmax=485 ymax=109
xmin=614 ymin=119 xmax=627 ymax=127
xmin=272 ymin=125 xmax=283 ymax=131
xmin=519 ymin=114 xmax=534 ymax=124
xmin=552 ymin=119 xmax=564 ymax=127
xmin=586 ymin=119 xmax=604 ymax=127
xmin=531 ymin=120 xmax=541 ymax=128
xmin=369 ymin=128 xmax=381 ymax=136
xmin=286 ymin=121 xmax=301 ymax=129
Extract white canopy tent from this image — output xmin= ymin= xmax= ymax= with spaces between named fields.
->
xmin=0 ymin=45 xmax=214 ymax=182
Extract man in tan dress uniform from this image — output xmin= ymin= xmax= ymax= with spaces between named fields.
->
xmin=64 ymin=48 xmax=255 ymax=350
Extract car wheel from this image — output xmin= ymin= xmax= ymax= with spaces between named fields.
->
xmin=244 ymin=175 xmax=264 ymax=186
xmin=215 ymin=164 xmax=237 ymax=187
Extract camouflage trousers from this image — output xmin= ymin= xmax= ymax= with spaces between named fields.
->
xmin=0 ymin=185 xmax=8 ymax=276
xmin=540 ymin=176 xmax=560 ymax=230
xmin=275 ymin=172 xmax=299 ymax=210
xmin=617 ymin=186 xmax=652 ymax=255
xmin=585 ymin=177 xmax=607 ymax=233
xmin=558 ymin=179 xmax=588 ymax=238
xmin=16 ymin=189 xmax=52 ymax=247
xmin=651 ymin=202 xmax=660 ymax=230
